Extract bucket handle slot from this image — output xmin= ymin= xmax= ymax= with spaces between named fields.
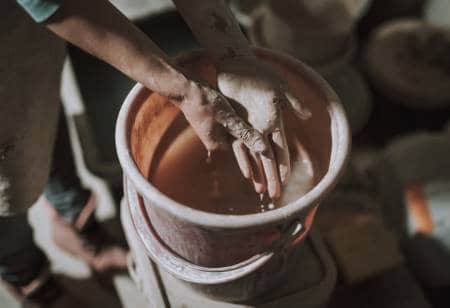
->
xmin=127 ymin=252 xmax=143 ymax=290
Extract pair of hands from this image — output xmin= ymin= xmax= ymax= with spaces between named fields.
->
xmin=174 ymin=56 xmax=310 ymax=199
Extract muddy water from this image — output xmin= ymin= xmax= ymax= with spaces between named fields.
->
xmin=150 ymin=126 xmax=314 ymax=215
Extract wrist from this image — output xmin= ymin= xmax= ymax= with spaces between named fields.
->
xmin=163 ymin=64 xmax=191 ymax=102
xmin=140 ymin=58 xmax=191 ymax=102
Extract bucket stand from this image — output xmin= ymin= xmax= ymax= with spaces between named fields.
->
xmin=121 ymin=198 xmax=337 ymax=308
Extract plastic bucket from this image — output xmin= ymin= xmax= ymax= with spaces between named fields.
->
xmin=116 ymin=48 xmax=350 ymax=300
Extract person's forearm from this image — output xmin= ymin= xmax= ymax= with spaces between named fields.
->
xmin=46 ymin=0 xmax=189 ymax=100
xmin=173 ymin=0 xmax=254 ymax=64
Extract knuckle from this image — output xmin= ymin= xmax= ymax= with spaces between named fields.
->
xmin=238 ymin=128 xmax=252 ymax=142
xmin=246 ymin=135 xmax=269 ymax=154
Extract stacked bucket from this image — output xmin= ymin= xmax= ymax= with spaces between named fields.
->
xmin=116 ymin=49 xmax=350 ymax=307
xmin=248 ymin=0 xmax=373 ymax=134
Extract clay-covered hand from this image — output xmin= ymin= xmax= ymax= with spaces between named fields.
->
xmin=174 ymin=76 xmax=269 ymax=159
xmin=217 ymin=56 xmax=311 ymax=198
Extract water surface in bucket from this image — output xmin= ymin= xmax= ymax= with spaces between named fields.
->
xmin=150 ymin=127 xmax=314 ymax=215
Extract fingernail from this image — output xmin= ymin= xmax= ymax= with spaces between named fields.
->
xmin=267 ymin=179 xmax=281 ymax=199
xmin=239 ymin=164 xmax=251 ymax=179
xmin=269 ymin=187 xmax=281 ymax=199
xmin=254 ymin=182 xmax=266 ymax=194
xmin=279 ymin=165 xmax=290 ymax=185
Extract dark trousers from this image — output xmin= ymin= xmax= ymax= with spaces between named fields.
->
xmin=0 ymin=111 xmax=90 ymax=286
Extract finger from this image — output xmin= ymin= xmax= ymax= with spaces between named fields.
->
xmin=249 ymin=151 xmax=266 ymax=194
xmin=180 ymin=101 xmax=229 ymax=152
xmin=260 ymin=147 xmax=281 ymax=199
xmin=211 ymin=96 xmax=269 ymax=154
xmin=232 ymin=140 xmax=253 ymax=180
xmin=285 ymin=91 xmax=312 ymax=120
xmin=271 ymin=120 xmax=291 ymax=185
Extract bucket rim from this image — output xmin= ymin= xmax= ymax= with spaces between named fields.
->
xmin=115 ymin=47 xmax=351 ymax=229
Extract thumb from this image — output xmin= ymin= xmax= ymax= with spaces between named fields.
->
xmin=285 ymin=91 xmax=312 ymax=120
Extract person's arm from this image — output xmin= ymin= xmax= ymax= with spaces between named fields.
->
xmin=34 ymin=0 xmax=267 ymax=156
xmin=173 ymin=0 xmax=311 ymax=198
xmin=45 ymin=0 xmax=187 ymax=100
xmin=172 ymin=0 xmax=253 ymax=62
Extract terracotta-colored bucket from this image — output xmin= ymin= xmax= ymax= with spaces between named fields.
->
xmin=116 ymin=48 xmax=350 ymax=300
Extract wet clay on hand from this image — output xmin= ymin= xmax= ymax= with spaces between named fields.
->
xmin=134 ymin=50 xmax=335 ymax=216
xmin=218 ymin=57 xmax=311 ymax=200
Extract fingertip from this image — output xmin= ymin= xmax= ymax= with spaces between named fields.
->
xmin=267 ymin=175 xmax=281 ymax=199
xmin=262 ymin=156 xmax=281 ymax=200
xmin=271 ymin=123 xmax=290 ymax=187
xmin=269 ymin=185 xmax=281 ymax=199
xmin=279 ymin=165 xmax=291 ymax=185
xmin=254 ymin=182 xmax=267 ymax=194
xmin=240 ymin=165 xmax=251 ymax=180
xmin=232 ymin=140 xmax=252 ymax=179
xmin=249 ymin=152 xmax=267 ymax=194
xmin=278 ymin=155 xmax=291 ymax=185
